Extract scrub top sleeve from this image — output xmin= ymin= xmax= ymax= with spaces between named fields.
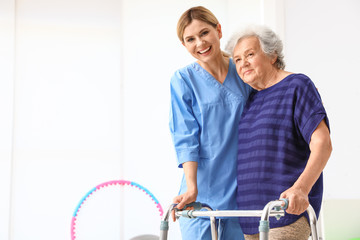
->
xmin=294 ymin=76 xmax=330 ymax=144
xmin=169 ymin=72 xmax=200 ymax=168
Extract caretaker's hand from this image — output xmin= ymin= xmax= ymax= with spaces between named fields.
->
xmin=171 ymin=161 xmax=198 ymax=222
xmin=171 ymin=189 xmax=198 ymax=222
xmin=280 ymin=187 xmax=309 ymax=215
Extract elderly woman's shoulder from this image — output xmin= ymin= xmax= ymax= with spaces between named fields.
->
xmin=287 ymin=73 xmax=313 ymax=85
xmin=286 ymin=73 xmax=318 ymax=93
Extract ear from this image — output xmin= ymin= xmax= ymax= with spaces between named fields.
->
xmin=271 ymin=54 xmax=278 ymax=65
xmin=182 ymin=41 xmax=185 ymax=46
xmin=216 ymin=23 xmax=222 ymax=39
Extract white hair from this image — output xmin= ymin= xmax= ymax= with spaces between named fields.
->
xmin=225 ymin=25 xmax=285 ymax=70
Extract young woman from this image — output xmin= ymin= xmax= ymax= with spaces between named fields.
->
xmin=169 ymin=6 xmax=252 ymax=240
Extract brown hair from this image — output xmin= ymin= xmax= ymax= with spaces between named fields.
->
xmin=177 ymin=6 xmax=219 ymax=43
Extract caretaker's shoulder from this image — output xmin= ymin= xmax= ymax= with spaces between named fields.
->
xmin=171 ymin=62 xmax=196 ymax=84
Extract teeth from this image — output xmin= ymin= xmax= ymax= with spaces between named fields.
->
xmin=199 ymin=47 xmax=211 ymax=54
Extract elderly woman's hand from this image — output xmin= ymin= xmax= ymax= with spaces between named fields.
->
xmin=280 ymin=187 xmax=309 ymax=215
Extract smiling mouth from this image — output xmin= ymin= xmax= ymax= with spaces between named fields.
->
xmin=198 ymin=46 xmax=211 ymax=54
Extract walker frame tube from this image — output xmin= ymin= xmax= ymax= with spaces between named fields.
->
xmin=259 ymin=199 xmax=319 ymax=240
xmin=160 ymin=199 xmax=319 ymax=240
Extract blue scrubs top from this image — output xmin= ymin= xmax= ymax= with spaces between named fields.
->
xmin=169 ymin=60 xmax=252 ymax=211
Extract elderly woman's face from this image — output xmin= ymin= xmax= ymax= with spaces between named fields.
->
xmin=233 ymin=36 xmax=275 ymax=89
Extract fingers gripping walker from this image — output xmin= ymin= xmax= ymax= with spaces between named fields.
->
xmin=160 ymin=199 xmax=320 ymax=240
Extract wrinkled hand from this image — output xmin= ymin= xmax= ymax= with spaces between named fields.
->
xmin=280 ymin=187 xmax=309 ymax=215
xmin=171 ymin=189 xmax=198 ymax=222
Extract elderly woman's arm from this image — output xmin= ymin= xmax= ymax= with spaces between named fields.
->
xmin=280 ymin=119 xmax=332 ymax=215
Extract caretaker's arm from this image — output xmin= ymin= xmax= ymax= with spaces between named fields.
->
xmin=172 ymin=161 xmax=198 ymax=221
xmin=280 ymin=119 xmax=332 ymax=215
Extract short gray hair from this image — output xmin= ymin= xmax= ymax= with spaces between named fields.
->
xmin=225 ymin=25 xmax=285 ymax=70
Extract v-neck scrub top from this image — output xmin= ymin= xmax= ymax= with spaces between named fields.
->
xmin=169 ymin=60 xmax=252 ymax=211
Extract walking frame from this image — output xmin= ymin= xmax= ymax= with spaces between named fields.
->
xmin=160 ymin=199 xmax=320 ymax=240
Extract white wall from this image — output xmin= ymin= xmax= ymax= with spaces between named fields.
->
xmin=0 ymin=1 xmax=15 ymax=239
xmin=8 ymin=0 xmax=125 ymax=239
xmin=0 ymin=0 xmax=359 ymax=240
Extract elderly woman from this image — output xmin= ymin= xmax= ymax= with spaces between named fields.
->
xmin=226 ymin=25 xmax=332 ymax=240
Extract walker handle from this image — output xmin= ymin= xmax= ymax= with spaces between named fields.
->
xmin=181 ymin=202 xmax=203 ymax=211
xmin=279 ymin=198 xmax=289 ymax=210
xmin=175 ymin=202 xmax=213 ymax=219
xmin=175 ymin=201 xmax=212 ymax=211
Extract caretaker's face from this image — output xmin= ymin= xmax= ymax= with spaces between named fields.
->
xmin=182 ymin=19 xmax=222 ymax=62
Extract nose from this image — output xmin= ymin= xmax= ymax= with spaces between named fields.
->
xmin=236 ymin=59 xmax=249 ymax=75
xmin=196 ymin=39 xmax=205 ymax=47
xmin=240 ymin=58 xmax=249 ymax=68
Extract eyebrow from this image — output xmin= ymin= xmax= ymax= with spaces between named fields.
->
xmin=234 ymin=48 xmax=254 ymax=58
xmin=184 ymin=28 xmax=210 ymax=41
